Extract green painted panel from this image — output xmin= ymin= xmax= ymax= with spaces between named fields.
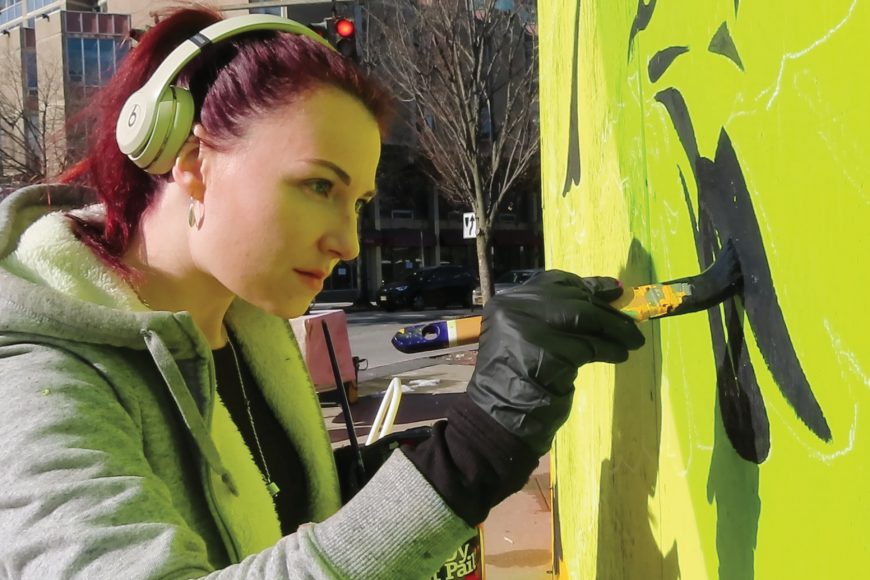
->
xmin=539 ymin=1 xmax=869 ymax=578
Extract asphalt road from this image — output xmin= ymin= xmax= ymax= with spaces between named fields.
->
xmin=314 ymin=305 xmax=480 ymax=378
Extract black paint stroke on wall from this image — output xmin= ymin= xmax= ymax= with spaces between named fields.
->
xmin=648 ymin=46 xmax=690 ymax=84
xmin=653 ymin=89 xmax=700 ymax=168
xmin=678 ymin=165 xmax=772 ymax=462
xmin=628 ymin=0 xmax=658 ymax=60
xmin=708 ymin=22 xmax=744 ymax=70
xmin=654 ymin=87 xmax=831 ymax=462
xmin=561 ymin=0 xmax=583 ymax=197
xmin=702 ymin=131 xmax=831 ymax=442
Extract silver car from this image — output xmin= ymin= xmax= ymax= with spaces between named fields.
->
xmin=472 ymin=269 xmax=543 ymax=307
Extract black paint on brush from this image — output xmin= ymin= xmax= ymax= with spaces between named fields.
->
xmin=648 ymin=46 xmax=689 ymax=83
xmin=662 ymin=239 xmax=743 ymax=316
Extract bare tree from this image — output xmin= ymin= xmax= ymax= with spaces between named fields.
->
xmin=0 ymin=47 xmax=69 ymax=185
xmin=366 ymin=0 xmax=540 ymax=303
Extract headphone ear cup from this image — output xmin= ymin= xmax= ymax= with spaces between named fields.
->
xmin=116 ymin=90 xmax=153 ymax=158
xmin=129 ymin=87 xmax=178 ymax=170
xmin=145 ymin=86 xmax=195 ymax=175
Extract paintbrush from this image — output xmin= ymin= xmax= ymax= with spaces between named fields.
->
xmin=391 ymin=240 xmax=742 ymax=354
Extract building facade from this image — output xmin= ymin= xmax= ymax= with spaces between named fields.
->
xmin=1 ymin=1 xmax=132 ymax=181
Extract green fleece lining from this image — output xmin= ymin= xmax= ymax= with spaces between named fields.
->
xmin=227 ymin=300 xmax=342 ymax=523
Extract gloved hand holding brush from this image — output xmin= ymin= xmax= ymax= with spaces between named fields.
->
xmin=468 ymin=271 xmax=646 ymax=454
xmin=405 ymin=271 xmax=645 ymax=525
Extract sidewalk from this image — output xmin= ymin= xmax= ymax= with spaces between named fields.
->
xmin=320 ymin=358 xmax=554 ymax=579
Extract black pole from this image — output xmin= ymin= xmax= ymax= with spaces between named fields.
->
xmin=321 ymin=320 xmax=366 ymax=483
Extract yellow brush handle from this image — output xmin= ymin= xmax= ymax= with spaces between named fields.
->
xmin=449 ymin=283 xmax=690 ymax=345
xmin=392 ymin=282 xmax=693 ymax=353
xmin=608 ymin=283 xmax=691 ymax=321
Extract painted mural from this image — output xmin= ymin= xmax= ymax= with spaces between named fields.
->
xmin=538 ymin=0 xmax=869 ymax=578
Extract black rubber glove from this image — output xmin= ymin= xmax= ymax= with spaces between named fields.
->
xmin=467 ymin=271 xmax=646 ymax=455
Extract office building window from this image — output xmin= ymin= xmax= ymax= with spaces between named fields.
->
xmin=250 ymin=0 xmax=282 ymax=16
xmin=29 ymin=0 xmax=59 ymax=11
xmin=24 ymin=51 xmax=38 ymax=95
xmin=64 ymin=11 xmax=129 ymax=36
xmin=22 ymin=28 xmax=37 ymax=96
xmin=0 ymin=1 xmax=21 ymax=26
xmin=82 ymin=37 xmax=99 ymax=85
xmin=64 ymin=12 xmax=131 ymax=87
xmin=66 ymin=36 xmax=129 ymax=86
xmin=66 ymin=37 xmax=84 ymax=83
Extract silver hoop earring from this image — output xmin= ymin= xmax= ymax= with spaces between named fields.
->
xmin=188 ymin=199 xmax=204 ymax=229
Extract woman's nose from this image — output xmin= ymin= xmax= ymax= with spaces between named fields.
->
xmin=323 ymin=212 xmax=360 ymax=261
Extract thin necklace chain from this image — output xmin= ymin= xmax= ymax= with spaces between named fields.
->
xmin=226 ymin=335 xmax=280 ymax=498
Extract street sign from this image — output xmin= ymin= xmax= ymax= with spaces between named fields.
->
xmin=463 ymin=212 xmax=478 ymax=239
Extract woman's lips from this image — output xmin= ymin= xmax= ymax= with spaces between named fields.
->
xmin=295 ymin=269 xmax=327 ymax=291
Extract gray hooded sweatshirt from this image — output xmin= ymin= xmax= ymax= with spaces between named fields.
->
xmin=0 ymin=186 xmax=473 ymax=579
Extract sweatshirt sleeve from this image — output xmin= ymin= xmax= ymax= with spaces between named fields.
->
xmin=403 ymin=393 xmax=541 ymax=527
xmin=0 ymin=343 xmax=472 ymax=579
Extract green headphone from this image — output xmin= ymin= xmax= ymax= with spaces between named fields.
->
xmin=115 ymin=14 xmax=335 ymax=175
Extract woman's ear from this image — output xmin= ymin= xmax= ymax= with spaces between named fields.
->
xmin=172 ymin=136 xmax=205 ymax=201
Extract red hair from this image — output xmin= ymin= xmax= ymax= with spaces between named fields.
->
xmin=61 ymin=5 xmax=393 ymax=274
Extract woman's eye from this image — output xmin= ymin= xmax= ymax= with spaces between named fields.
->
xmin=306 ymin=179 xmax=333 ymax=196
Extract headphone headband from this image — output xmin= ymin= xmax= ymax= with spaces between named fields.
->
xmin=116 ymin=14 xmax=335 ymax=174
xmin=141 ymin=15 xmax=333 ymax=105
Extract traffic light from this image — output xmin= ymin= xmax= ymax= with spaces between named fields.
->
xmin=307 ymin=17 xmax=358 ymax=60
xmin=333 ymin=18 xmax=357 ymax=59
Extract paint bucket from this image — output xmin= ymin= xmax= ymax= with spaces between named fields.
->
xmin=430 ymin=525 xmax=485 ymax=579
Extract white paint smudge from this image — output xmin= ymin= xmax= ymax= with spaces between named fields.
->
xmin=764 ymin=0 xmax=859 ymax=110
xmin=825 ymin=319 xmax=870 ymax=390
xmin=784 ymin=318 xmax=868 ymax=463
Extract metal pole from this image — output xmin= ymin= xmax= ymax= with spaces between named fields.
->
xmin=321 ymin=321 xmax=366 ymax=483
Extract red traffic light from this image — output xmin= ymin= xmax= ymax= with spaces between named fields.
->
xmin=335 ymin=18 xmax=355 ymax=38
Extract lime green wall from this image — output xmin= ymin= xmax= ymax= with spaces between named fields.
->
xmin=538 ymin=1 xmax=869 ymax=578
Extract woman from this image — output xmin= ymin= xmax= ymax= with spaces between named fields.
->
xmin=0 ymin=7 xmax=644 ymax=579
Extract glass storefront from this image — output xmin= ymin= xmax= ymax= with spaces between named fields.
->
xmin=379 ymin=246 xmax=425 ymax=284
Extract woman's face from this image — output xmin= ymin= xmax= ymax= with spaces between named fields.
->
xmin=191 ymin=85 xmax=381 ymax=319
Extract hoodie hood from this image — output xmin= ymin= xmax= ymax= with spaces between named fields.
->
xmin=0 ymin=185 xmax=206 ymax=357
xmin=0 ymin=185 xmax=343 ymax=559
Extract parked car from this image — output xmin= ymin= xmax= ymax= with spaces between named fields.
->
xmin=472 ymin=268 xmax=543 ymax=307
xmin=376 ymin=265 xmax=477 ymax=311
